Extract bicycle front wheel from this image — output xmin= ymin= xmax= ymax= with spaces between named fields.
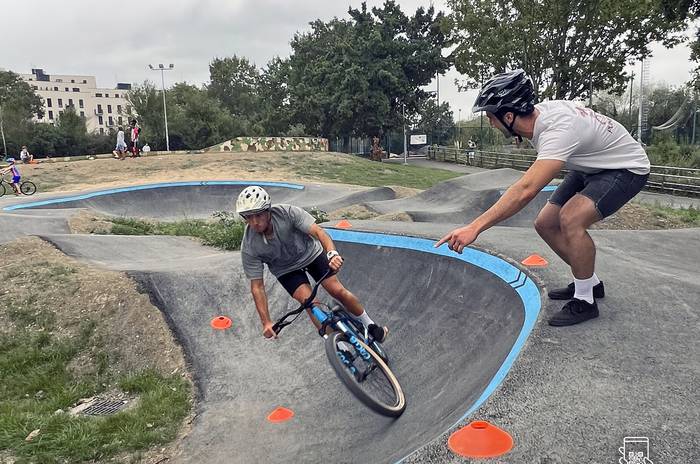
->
xmin=324 ymin=331 xmax=406 ymax=417
xmin=20 ymin=181 xmax=36 ymax=195
xmin=0 ymin=183 xmax=6 ymax=197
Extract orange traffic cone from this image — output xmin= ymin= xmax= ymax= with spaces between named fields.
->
xmin=267 ymin=407 xmax=295 ymax=423
xmin=521 ymin=254 xmax=548 ymax=267
xmin=335 ymin=219 xmax=352 ymax=229
xmin=448 ymin=420 xmax=513 ymax=458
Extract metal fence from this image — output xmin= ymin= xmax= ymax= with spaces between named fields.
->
xmin=428 ymin=146 xmax=700 ymax=197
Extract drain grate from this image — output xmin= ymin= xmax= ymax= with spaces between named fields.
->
xmin=79 ymin=400 xmax=127 ymax=416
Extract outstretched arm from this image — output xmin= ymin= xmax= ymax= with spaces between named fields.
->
xmin=250 ymin=278 xmax=276 ymax=338
xmin=435 ymin=159 xmax=564 ymax=253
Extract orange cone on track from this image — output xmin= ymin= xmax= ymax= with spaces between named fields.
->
xmin=210 ymin=316 xmax=232 ymax=330
xmin=267 ymin=407 xmax=294 ymax=423
xmin=335 ymin=219 xmax=352 ymax=229
xmin=522 ymin=254 xmax=548 ymax=267
xmin=448 ymin=421 xmax=513 ymax=458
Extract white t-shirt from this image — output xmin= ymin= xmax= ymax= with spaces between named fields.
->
xmin=530 ymin=101 xmax=650 ymax=175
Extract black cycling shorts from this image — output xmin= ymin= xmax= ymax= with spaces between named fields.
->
xmin=277 ymin=252 xmax=331 ymax=296
xmin=549 ymin=169 xmax=649 ymax=218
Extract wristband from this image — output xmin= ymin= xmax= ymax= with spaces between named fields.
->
xmin=327 ymin=250 xmax=340 ymax=260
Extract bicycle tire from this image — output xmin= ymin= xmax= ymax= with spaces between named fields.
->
xmin=20 ymin=181 xmax=36 ymax=196
xmin=324 ymin=331 xmax=405 ymax=417
xmin=0 ymin=182 xmax=5 ymax=197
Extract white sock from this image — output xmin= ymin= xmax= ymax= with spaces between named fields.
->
xmin=574 ymin=276 xmax=596 ymax=304
xmin=354 ymin=311 xmax=375 ymax=327
xmin=591 ymin=273 xmax=600 ymax=286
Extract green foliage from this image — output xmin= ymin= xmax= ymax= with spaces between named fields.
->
xmin=646 ymin=134 xmax=700 ymax=168
xmin=109 ymin=213 xmax=246 ymax=251
xmin=414 ymin=100 xmax=455 ymax=145
xmin=308 ymin=207 xmax=329 ymax=224
xmin=650 ymin=204 xmax=700 ymax=225
xmin=0 ymin=70 xmax=46 ymax=157
xmin=0 ymin=262 xmax=191 ymax=463
xmin=288 ymin=1 xmax=451 ymax=139
xmin=449 ymin=0 xmax=687 ymax=100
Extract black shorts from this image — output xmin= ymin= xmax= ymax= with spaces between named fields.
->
xmin=549 ymin=169 xmax=649 ymax=218
xmin=277 ymin=252 xmax=331 ymax=296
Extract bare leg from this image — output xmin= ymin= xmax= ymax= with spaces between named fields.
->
xmin=534 ymin=202 xmax=571 ymax=265
xmin=320 ymin=275 xmax=365 ymax=317
xmin=558 ymin=195 xmax=603 ymax=279
xmin=290 ymin=283 xmax=324 ymax=329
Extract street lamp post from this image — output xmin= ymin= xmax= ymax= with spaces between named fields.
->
xmin=403 ymin=103 xmax=408 ymax=165
xmin=148 ymin=63 xmax=174 ymax=151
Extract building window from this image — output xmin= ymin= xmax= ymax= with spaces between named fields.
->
xmin=79 ymin=99 xmax=84 ymax=108
xmin=98 ymin=115 xmax=103 ymax=125
xmin=108 ymin=116 xmax=114 ymax=126
xmin=80 ymin=111 xmax=85 ymax=118
xmin=64 ymin=87 xmax=69 ymax=91
xmin=97 ymin=104 xmax=102 ymax=113
xmin=95 ymin=93 xmax=102 ymax=97
xmin=56 ymin=78 xmax=62 ymax=82
xmin=100 ymin=128 xmax=104 ymax=134
xmin=48 ymin=110 xmax=54 ymax=119
xmin=68 ymin=99 xmax=73 ymax=107
xmin=107 ymin=104 xmax=112 ymax=114
xmin=70 ymin=79 xmax=75 ymax=83
xmin=47 ymin=98 xmax=52 ymax=108
xmin=58 ymin=98 xmax=63 ymax=108
xmin=104 ymin=93 xmax=110 ymax=98
xmin=82 ymin=79 xmax=87 ymax=84
xmin=73 ymin=88 xmax=79 ymax=92
xmin=54 ymin=86 xmax=58 ymax=91
xmin=117 ymin=105 xmax=122 ymax=114
xmin=32 ymin=85 xmax=38 ymax=89
xmin=118 ymin=116 xmax=123 ymax=125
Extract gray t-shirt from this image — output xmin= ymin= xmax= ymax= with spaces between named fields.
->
xmin=531 ymin=100 xmax=650 ymax=175
xmin=241 ymin=204 xmax=323 ymax=280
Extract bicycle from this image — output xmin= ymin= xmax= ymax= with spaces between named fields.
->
xmin=272 ymin=269 xmax=406 ymax=417
xmin=0 ymin=172 xmax=36 ymax=196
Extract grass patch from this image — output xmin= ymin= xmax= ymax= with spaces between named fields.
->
xmin=0 ymin=254 xmax=191 ymax=463
xmin=110 ymin=211 xmax=245 ymax=250
xmin=293 ymin=157 xmax=460 ymax=189
xmin=647 ymin=204 xmax=700 ymax=226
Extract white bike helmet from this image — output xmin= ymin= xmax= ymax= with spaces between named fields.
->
xmin=236 ymin=186 xmax=271 ymax=216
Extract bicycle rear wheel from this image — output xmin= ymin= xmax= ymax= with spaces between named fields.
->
xmin=0 ymin=183 xmax=5 ymax=197
xmin=20 ymin=181 xmax=36 ymax=195
xmin=324 ymin=331 xmax=405 ymax=417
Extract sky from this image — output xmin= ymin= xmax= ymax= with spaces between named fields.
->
xmin=2 ymin=0 xmax=697 ymax=121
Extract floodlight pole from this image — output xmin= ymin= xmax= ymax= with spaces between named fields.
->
xmin=149 ymin=63 xmax=174 ymax=151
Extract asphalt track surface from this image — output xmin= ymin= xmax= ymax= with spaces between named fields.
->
xmin=1 ymin=167 xmax=697 ymax=463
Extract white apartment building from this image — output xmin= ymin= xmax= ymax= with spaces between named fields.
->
xmin=19 ymin=68 xmax=132 ymax=134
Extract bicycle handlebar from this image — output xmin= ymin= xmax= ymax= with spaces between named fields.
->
xmin=272 ymin=269 xmax=334 ymax=335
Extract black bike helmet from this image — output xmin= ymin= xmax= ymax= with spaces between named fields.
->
xmin=472 ymin=69 xmax=535 ymax=140
xmin=472 ymin=69 xmax=535 ymax=116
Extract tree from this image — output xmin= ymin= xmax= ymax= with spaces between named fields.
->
xmin=288 ymin=0 xmax=451 ymax=149
xmin=660 ymin=0 xmax=700 ymax=89
xmin=165 ymin=83 xmax=241 ymax=149
xmin=449 ymin=0 xmax=687 ymax=101
xmin=414 ymin=99 xmax=455 ymax=145
xmin=208 ymin=55 xmax=261 ymax=133
xmin=0 ymin=70 xmax=44 ymax=157
xmin=258 ymin=56 xmax=293 ymax=136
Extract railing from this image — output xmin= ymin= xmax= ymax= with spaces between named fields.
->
xmin=427 ymin=146 xmax=700 ymax=197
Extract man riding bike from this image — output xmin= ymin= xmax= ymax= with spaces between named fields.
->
xmin=237 ymin=186 xmax=389 ymax=341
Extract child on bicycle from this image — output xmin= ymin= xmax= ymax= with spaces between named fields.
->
xmin=1 ymin=158 xmax=22 ymax=195
xmin=237 ymin=185 xmax=388 ymax=341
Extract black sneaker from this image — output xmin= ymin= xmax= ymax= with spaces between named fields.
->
xmin=548 ymin=281 xmax=605 ymax=300
xmin=548 ymin=298 xmax=599 ymax=326
xmin=367 ymin=324 xmax=389 ymax=343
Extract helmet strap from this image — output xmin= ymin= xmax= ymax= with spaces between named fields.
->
xmin=498 ymin=112 xmax=523 ymax=143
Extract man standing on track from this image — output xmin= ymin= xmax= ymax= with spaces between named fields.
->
xmin=436 ymin=69 xmax=650 ymax=326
